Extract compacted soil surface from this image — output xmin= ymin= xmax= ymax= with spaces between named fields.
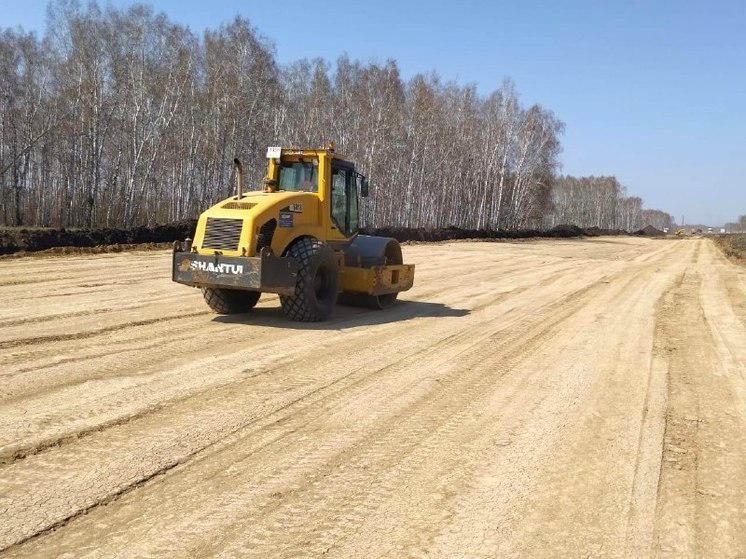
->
xmin=0 ymin=237 xmax=744 ymax=558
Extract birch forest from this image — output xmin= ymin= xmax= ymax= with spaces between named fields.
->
xmin=546 ymin=176 xmax=675 ymax=232
xmin=0 ymin=1 xmax=673 ymax=231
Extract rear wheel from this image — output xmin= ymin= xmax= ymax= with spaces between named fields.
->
xmin=201 ymin=288 xmax=261 ymax=314
xmin=280 ymin=237 xmax=339 ymax=322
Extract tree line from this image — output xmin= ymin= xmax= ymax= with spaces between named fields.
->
xmin=1 ymin=1 xmax=673 ymax=231
xmin=546 ymin=176 xmax=674 ymax=231
xmin=723 ymin=216 xmax=746 ymax=233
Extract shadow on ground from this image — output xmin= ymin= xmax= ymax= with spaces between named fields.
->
xmin=211 ymin=299 xmax=470 ymax=330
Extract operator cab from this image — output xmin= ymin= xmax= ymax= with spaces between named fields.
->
xmin=266 ymin=146 xmax=368 ymax=240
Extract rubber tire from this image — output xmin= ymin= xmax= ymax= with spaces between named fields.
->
xmin=201 ymin=287 xmax=261 ymax=314
xmin=280 ymin=237 xmax=339 ymax=322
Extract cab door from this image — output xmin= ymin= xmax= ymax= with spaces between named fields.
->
xmin=330 ymin=162 xmax=360 ymax=238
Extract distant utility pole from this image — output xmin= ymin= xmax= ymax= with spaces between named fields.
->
xmin=681 ymin=215 xmax=685 ymax=226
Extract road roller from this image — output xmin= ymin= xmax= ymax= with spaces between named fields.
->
xmin=172 ymin=144 xmax=415 ymax=321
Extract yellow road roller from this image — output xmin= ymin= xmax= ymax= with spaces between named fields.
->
xmin=172 ymin=144 xmax=415 ymax=321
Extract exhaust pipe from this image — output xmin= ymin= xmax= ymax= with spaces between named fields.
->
xmin=234 ymin=158 xmax=243 ymax=199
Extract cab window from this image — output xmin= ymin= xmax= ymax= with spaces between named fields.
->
xmin=331 ymin=163 xmax=361 ymax=237
xmin=278 ymin=161 xmax=318 ymax=192
xmin=349 ymin=174 xmax=360 ymax=232
xmin=331 ymin=167 xmax=348 ymax=232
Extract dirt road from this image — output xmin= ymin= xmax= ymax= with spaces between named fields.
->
xmin=1 ymin=237 xmax=744 ymax=558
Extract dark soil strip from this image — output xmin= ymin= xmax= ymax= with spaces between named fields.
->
xmin=0 ymin=221 xmax=641 ymax=257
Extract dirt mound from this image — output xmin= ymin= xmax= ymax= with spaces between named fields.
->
xmin=584 ymin=226 xmax=626 ymax=237
xmin=0 ymin=221 xmax=635 ymax=256
xmin=0 ymin=242 xmax=173 ymax=260
xmin=361 ymin=226 xmax=581 ymax=243
xmin=634 ymin=225 xmax=666 ymax=237
xmin=545 ymin=224 xmax=585 ymax=238
xmin=712 ymin=234 xmax=746 ymax=265
xmin=0 ymin=221 xmax=197 ymax=255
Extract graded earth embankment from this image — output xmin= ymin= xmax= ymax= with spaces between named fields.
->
xmin=1 ymin=237 xmax=744 ymax=558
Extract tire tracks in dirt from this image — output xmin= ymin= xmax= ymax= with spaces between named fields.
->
xmin=3 ymin=238 xmax=743 ymax=558
xmin=0 ymin=243 xmax=630 ymax=552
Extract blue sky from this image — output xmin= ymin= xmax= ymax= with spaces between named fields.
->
xmin=2 ymin=0 xmax=745 ymax=225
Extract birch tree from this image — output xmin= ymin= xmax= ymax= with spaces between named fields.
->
xmin=0 ymin=0 xmax=672 ymax=233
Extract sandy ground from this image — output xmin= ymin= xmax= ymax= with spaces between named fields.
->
xmin=0 ymin=237 xmax=744 ymax=558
